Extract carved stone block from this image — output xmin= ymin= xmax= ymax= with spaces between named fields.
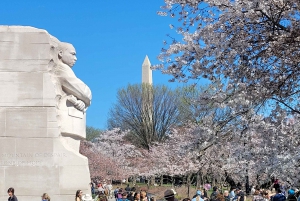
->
xmin=0 ymin=26 xmax=92 ymax=201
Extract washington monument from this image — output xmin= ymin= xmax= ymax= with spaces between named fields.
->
xmin=142 ymin=55 xmax=152 ymax=84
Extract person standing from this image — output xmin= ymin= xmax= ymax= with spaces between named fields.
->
xmin=251 ymin=187 xmax=256 ymax=195
xmin=273 ymin=180 xmax=280 ymax=192
xmin=230 ymin=187 xmax=236 ymax=201
xmin=286 ymin=189 xmax=297 ymax=201
xmin=95 ymin=191 xmax=108 ymax=201
xmin=202 ymin=189 xmax=208 ymax=199
xmin=106 ymin=182 xmax=113 ymax=198
xmin=252 ymin=190 xmax=264 ymax=201
xmin=296 ymin=191 xmax=300 ymax=201
xmin=164 ymin=189 xmax=178 ymax=201
xmin=98 ymin=184 xmax=105 ymax=194
xmin=224 ymin=190 xmax=230 ymax=201
xmin=125 ymin=184 xmax=131 ymax=193
xmin=210 ymin=187 xmax=219 ymax=201
xmin=41 ymin=193 xmax=51 ymax=201
xmin=7 ymin=188 xmax=18 ymax=201
xmin=133 ymin=192 xmax=141 ymax=201
xmin=114 ymin=187 xmax=120 ymax=201
xmin=262 ymin=190 xmax=271 ymax=201
xmin=76 ymin=190 xmax=83 ymax=201
xmin=236 ymin=188 xmax=245 ymax=201
xmin=192 ymin=190 xmax=204 ymax=201
xmin=117 ymin=189 xmax=124 ymax=200
xmin=140 ymin=191 xmax=148 ymax=201
xmin=272 ymin=188 xmax=286 ymax=201
xmin=90 ymin=182 xmax=95 ymax=195
xmin=118 ymin=192 xmax=130 ymax=201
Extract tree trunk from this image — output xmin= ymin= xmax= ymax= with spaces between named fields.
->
xmin=160 ymin=175 xmax=163 ymax=186
xmin=147 ymin=178 xmax=150 ymax=190
xmin=172 ymin=176 xmax=175 ymax=187
xmin=150 ymin=176 xmax=155 ymax=186
xmin=196 ymin=171 xmax=201 ymax=189
xmin=132 ymin=175 xmax=137 ymax=186
xmin=183 ymin=175 xmax=187 ymax=187
xmin=187 ymin=173 xmax=192 ymax=198
xmin=212 ymin=174 xmax=215 ymax=187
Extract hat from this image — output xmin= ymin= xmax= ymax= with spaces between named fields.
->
xmin=204 ymin=184 xmax=211 ymax=190
xmin=164 ymin=189 xmax=175 ymax=199
xmin=82 ymin=194 xmax=94 ymax=201
xmin=171 ymin=189 xmax=177 ymax=195
xmin=196 ymin=190 xmax=202 ymax=195
xmin=288 ymin=189 xmax=295 ymax=195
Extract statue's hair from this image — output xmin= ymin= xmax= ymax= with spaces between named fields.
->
xmin=58 ymin=42 xmax=73 ymax=52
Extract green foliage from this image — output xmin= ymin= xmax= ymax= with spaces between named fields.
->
xmin=86 ymin=126 xmax=102 ymax=141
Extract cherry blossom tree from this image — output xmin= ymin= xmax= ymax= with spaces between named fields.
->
xmin=80 ymin=139 xmax=126 ymax=180
xmin=92 ymin=128 xmax=145 ymax=178
xmin=154 ymin=0 xmax=300 ymax=143
xmin=83 ymin=109 xmax=300 ymax=187
xmin=156 ymin=1 xmax=300 ymax=113
xmin=151 ymin=1 xmax=300 ymax=185
xmin=172 ymin=111 xmax=300 ymax=187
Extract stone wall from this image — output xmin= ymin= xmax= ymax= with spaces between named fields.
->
xmin=0 ymin=26 xmax=91 ymax=201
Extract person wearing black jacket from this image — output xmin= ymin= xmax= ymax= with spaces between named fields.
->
xmin=7 ymin=187 xmax=18 ymax=201
xmin=210 ymin=186 xmax=219 ymax=201
xmin=125 ymin=185 xmax=131 ymax=192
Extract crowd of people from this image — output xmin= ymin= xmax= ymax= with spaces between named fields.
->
xmin=112 ymin=185 xmax=154 ymax=201
xmin=162 ymin=185 xmax=300 ymax=201
xmin=6 ymin=180 xmax=300 ymax=201
xmin=182 ymin=185 xmax=300 ymax=201
xmin=249 ymin=186 xmax=300 ymax=201
xmin=87 ymin=182 xmax=300 ymax=201
xmin=181 ymin=186 xmax=246 ymax=201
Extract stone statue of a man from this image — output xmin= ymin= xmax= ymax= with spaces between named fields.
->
xmin=57 ymin=42 xmax=92 ymax=110
xmin=54 ymin=42 xmax=92 ymax=141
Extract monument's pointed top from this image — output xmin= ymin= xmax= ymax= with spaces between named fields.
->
xmin=142 ymin=55 xmax=151 ymax=67
xmin=142 ymin=55 xmax=152 ymax=84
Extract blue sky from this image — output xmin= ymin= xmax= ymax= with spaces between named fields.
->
xmin=0 ymin=0 xmax=187 ymax=129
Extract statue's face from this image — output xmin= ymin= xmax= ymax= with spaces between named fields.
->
xmin=60 ymin=44 xmax=77 ymax=67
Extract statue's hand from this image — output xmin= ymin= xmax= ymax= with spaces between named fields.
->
xmin=74 ymin=100 xmax=86 ymax=111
